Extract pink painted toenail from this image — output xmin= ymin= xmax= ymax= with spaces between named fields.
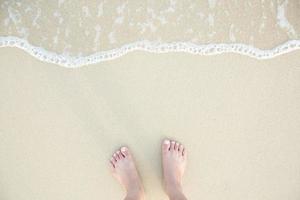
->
xmin=164 ymin=140 xmax=170 ymax=144
xmin=121 ymin=147 xmax=127 ymax=152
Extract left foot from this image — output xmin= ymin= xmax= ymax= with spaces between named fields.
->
xmin=109 ymin=147 xmax=145 ymax=199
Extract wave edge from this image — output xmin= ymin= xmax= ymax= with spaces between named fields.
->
xmin=1 ymin=36 xmax=300 ymax=68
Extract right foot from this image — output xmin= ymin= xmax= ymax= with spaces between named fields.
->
xmin=162 ymin=139 xmax=187 ymax=196
xmin=109 ymin=147 xmax=145 ymax=200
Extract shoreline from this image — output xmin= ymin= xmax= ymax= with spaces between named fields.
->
xmin=1 ymin=36 xmax=300 ymax=68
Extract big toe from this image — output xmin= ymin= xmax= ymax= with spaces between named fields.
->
xmin=162 ymin=139 xmax=171 ymax=152
xmin=121 ymin=146 xmax=132 ymax=158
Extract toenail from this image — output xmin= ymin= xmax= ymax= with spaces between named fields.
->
xmin=121 ymin=147 xmax=127 ymax=152
xmin=164 ymin=140 xmax=170 ymax=144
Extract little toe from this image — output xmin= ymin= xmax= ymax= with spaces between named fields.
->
xmin=182 ymin=147 xmax=187 ymax=158
xmin=109 ymin=159 xmax=115 ymax=169
xmin=110 ymin=158 xmax=116 ymax=167
xmin=179 ymin=144 xmax=184 ymax=155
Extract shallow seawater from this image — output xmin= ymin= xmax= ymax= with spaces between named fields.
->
xmin=0 ymin=0 xmax=299 ymax=67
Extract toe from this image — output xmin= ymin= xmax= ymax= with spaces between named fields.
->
xmin=175 ymin=142 xmax=180 ymax=151
xmin=113 ymin=153 xmax=119 ymax=161
xmin=179 ymin=144 xmax=184 ymax=155
xmin=109 ymin=163 xmax=114 ymax=172
xmin=110 ymin=158 xmax=116 ymax=167
xmin=121 ymin=146 xmax=131 ymax=158
xmin=170 ymin=141 xmax=176 ymax=151
xmin=162 ymin=139 xmax=171 ymax=152
xmin=182 ymin=147 xmax=187 ymax=158
xmin=116 ymin=151 xmax=123 ymax=159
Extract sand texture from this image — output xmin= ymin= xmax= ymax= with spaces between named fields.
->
xmin=0 ymin=48 xmax=300 ymax=200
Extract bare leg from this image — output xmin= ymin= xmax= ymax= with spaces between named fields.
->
xmin=109 ymin=147 xmax=145 ymax=200
xmin=162 ymin=139 xmax=188 ymax=200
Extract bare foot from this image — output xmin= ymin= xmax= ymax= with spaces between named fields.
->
xmin=109 ymin=147 xmax=145 ymax=200
xmin=162 ymin=139 xmax=187 ymax=200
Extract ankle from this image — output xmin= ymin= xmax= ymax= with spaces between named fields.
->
xmin=166 ymin=188 xmax=187 ymax=200
xmin=126 ymin=188 xmax=145 ymax=200
xmin=164 ymin=180 xmax=182 ymax=194
xmin=165 ymin=183 xmax=186 ymax=199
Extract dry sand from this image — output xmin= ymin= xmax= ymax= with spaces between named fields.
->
xmin=0 ymin=48 xmax=300 ymax=200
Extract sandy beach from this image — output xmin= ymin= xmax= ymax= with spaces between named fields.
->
xmin=0 ymin=48 xmax=300 ymax=200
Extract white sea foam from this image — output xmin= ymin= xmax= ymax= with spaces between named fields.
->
xmin=277 ymin=0 xmax=297 ymax=38
xmin=0 ymin=36 xmax=299 ymax=68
